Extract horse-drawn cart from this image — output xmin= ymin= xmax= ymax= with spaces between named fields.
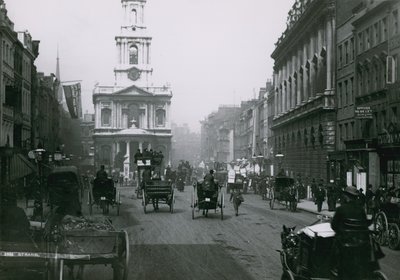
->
xmin=191 ymin=180 xmax=224 ymax=220
xmin=142 ymin=180 xmax=174 ymax=213
xmin=269 ymin=175 xmax=297 ymax=212
xmin=278 ymin=217 xmax=388 ymax=280
xmin=89 ymin=178 xmax=121 ymax=215
xmin=374 ymin=189 xmax=400 ymax=250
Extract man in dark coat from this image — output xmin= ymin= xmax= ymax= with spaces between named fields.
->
xmin=330 ymin=185 xmax=380 ymax=278
xmin=203 ymin=169 xmax=216 ymax=191
xmin=314 ymin=180 xmax=325 ymax=212
xmin=326 ymin=179 xmax=337 ymax=211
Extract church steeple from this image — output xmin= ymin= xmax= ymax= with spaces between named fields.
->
xmin=114 ymin=0 xmax=152 ymax=87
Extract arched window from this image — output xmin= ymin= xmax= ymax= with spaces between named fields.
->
xmin=310 ymin=126 xmax=315 ymax=147
xmin=129 ymin=45 xmax=138 ymax=65
xmin=101 ymin=108 xmax=111 ymax=127
xmin=131 ymin=9 xmax=137 ymax=24
xmin=156 ymin=109 xmax=166 ymax=126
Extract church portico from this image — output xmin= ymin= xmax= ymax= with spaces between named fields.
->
xmin=93 ymin=0 xmax=172 ymax=180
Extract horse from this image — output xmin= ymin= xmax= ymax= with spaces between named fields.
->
xmin=280 ymin=225 xmax=299 ymax=271
xmin=281 ymin=185 xmax=298 ymax=212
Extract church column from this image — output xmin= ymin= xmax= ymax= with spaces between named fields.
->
xmin=124 ymin=141 xmax=130 ymax=179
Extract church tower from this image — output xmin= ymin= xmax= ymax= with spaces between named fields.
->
xmin=114 ymin=0 xmax=152 ymax=87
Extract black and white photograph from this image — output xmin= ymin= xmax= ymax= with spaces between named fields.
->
xmin=1 ymin=0 xmax=400 ymax=279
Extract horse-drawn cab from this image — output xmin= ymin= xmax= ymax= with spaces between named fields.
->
xmin=269 ymin=175 xmax=297 ymax=211
xmin=374 ymin=187 xmax=400 ymax=250
xmin=48 ymin=166 xmax=83 ymax=216
xmin=91 ymin=177 xmax=119 ymax=215
xmin=191 ymin=179 xmax=224 ymax=220
xmin=279 ymin=216 xmax=388 ymax=280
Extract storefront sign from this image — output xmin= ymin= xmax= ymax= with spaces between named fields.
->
xmin=355 ymin=106 xmax=373 ymax=119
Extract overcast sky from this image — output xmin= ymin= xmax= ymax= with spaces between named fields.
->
xmin=7 ymin=0 xmax=293 ymax=132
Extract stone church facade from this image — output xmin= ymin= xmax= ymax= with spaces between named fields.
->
xmin=93 ymin=0 xmax=172 ymax=178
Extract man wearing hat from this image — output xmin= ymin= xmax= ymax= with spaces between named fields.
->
xmin=326 ymin=179 xmax=338 ymax=211
xmin=331 ymin=185 xmax=368 ymax=233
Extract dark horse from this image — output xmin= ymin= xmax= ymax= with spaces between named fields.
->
xmin=282 ymin=185 xmax=298 ymax=212
xmin=280 ymin=225 xmax=299 ymax=272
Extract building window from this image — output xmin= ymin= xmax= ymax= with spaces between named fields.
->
xmin=374 ymin=22 xmax=379 ymax=45
xmin=392 ymin=106 xmax=398 ymax=125
xmin=393 ymin=10 xmax=399 ymax=35
xmin=344 ymin=41 xmax=349 ymax=64
xmin=344 ymin=80 xmax=348 ymax=106
xmin=358 ymin=32 xmax=363 ymax=53
xmin=382 ymin=17 xmax=388 ymax=42
xmin=338 ymin=45 xmax=343 ymax=67
xmin=129 ymin=45 xmax=138 ymax=65
xmin=365 ymin=28 xmax=370 ymax=49
xmin=350 ymin=37 xmax=354 ymax=61
xmin=338 ymin=82 xmax=342 ymax=108
xmin=155 ymin=109 xmax=166 ymax=126
xmin=101 ymin=108 xmax=112 ymax=127
xmin=349 ymin=77 xmax=354 ymax=105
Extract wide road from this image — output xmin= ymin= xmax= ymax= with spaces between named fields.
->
xmin=81 ymin=185 xmax=399 ymax=280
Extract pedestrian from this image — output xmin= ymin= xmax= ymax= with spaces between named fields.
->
xmin=230 ymin=188 xmax=244 ymax=216
xmin=365 ymin=184 xmax=375 ymax=215
xmin=314 ymin=180 xmax=326 ymax=212
xmin=310 ymin=178 xmax=317 ymax=201
xmin=326 ymin=179 xmax=337 ymax=211
xmin=358 ymin=187 xmax=366 ymax=210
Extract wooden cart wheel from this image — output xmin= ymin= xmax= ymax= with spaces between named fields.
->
xmin=170 ymin=190 xmax=174 ymax=214
xmin=280 ymin=270 xmax=295 ymax=280
xmin=88 ymin=190 xmax=93 ymax=216
xmin=372 ymin=271 xmax=389 ymax=280
xmin=374 ymin=212 xmax=388 ymax=246
xmin=116 ymin=191 xmax=121 ymax=216
xmin=142 ymin=190 xmax=147 ymax=214
xmin=388 ymin=223 xmax=400 ymax=250
xmin=113 ymin=231 xmax=130 ymax=280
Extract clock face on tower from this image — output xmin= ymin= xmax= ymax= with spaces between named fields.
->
xmin=128 ymin=67 xmax=141 ymax=81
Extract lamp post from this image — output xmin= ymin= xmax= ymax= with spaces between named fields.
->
xmin=28 ymin=146 xmax=46 ymax=222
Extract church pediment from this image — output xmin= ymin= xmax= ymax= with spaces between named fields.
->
xmin=114 ymin=84 xmax=153 ymax=96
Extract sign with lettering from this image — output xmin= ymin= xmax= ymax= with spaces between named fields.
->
xmin=355 ymin=106 xmax=373 ymax=119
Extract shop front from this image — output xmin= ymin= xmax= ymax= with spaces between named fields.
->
xmin=378 ymin=127 xmax=400 ymax=190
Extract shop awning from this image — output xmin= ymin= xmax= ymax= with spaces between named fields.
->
xmin=10 ymin=154 xmax=37 ymax=181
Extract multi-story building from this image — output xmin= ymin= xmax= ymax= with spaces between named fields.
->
xmin=336 ymin=0 xmax=400 ymax=191
xmin=0 ymin=2 xmax=38 ymax=184
xmin=33 ymin=73 xmax=61 ymax=153
xmin=271 ymin=0 xmax=336 ymax=180
xmin=170 ymin=123 xmax=200 ymax=168
xmin=93 ymin=0 xmax=172 ymax=178
xmin=200 ymin=105 xmax=241 ymax=164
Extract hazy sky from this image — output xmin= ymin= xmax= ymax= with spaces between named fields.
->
xmin=7 ymin=0 xmax=293 ymax=132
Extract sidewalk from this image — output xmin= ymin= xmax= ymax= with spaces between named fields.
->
xmin=296 ymin=199 xmax=336 ymax=218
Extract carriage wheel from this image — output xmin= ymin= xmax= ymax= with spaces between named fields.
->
xmin=142 ymin=190 xmax=147 ymax=214
xmin=113 ymin=231 xmax=130 ymax=280
xmin=388 ymin=223 xmax=400 ymax=250
xmin=116 ymin=191 xmax=121 ymax=216
xmin=374 ymin=212 xmax=388 ymax=246
xmin=220 ymin=192 xmax=224 ymax=220
xmin=372 ymin=271 xmax=389 ymax=280
xmin=170 ymin=191 xmax=174 ymax=214
xmin=88 ymin=190 xmax=93 ymax=215
xmin=280 ymin=270 xmax=295 ymax=280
